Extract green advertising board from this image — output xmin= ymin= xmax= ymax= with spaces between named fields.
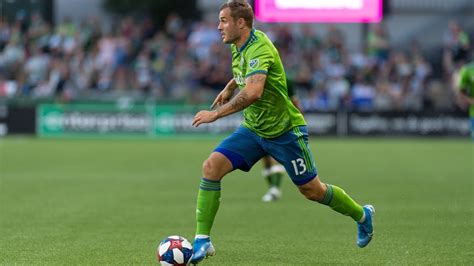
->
xmin=37 ymin=104 xmax=242 ymax=138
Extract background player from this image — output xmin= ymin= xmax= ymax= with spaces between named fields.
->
xmin=455 ymin=61 xmax=474 ymax=139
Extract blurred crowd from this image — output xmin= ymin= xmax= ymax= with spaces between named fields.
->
xmin=0 ymin=13 xmax=472 ymax=112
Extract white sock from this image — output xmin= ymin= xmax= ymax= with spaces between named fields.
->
xmin=261 ymin=168 xmax=271 ymax=177
xmin=270 ymin=164 xmax=285 ymax=174
xmin=195 ymin=234 xmax=209 ymax=239
xmin=358 ymin=212 xmax=366 ymax=223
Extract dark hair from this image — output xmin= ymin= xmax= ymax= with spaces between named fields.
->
xmin=219 ymin=0 xmax=254 ymax=29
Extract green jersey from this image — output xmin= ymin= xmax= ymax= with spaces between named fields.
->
xmin=458 ymin=62 xmax=474 ymax=117
xmin=230 ymin=29 xmax=305 ymax=138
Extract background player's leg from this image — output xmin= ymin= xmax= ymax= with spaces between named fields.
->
xmin=261 ymin=156 xmax=285 ymax=202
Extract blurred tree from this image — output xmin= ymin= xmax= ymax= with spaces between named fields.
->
xmin=102 ymin=0 xmax=200 ymax=26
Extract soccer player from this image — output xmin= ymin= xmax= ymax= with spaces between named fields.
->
xmin=261 ymin=77 xmax=300 ymax=202
xmin=455 ymin=62 xmax=474 ymax=139
xmin=260 ymin=156 xmax=285 ymax=202
xmin=190 ymin=1 xmax=375 ymax=263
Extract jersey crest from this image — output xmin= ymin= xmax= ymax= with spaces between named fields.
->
xmin=249 ymin=59 xmax=259 ymax=70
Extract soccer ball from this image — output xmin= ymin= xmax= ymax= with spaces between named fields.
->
xmin=157 ymin=235 xmax=193 ymax=265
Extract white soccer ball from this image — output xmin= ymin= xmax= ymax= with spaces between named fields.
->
xmin=157 ymin=235 xmax=193 ymax=265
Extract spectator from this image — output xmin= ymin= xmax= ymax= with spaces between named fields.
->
xmin=443 ymin=21 xmax=470 ymax=75
xmin=22 ymin=44 xmax=50 ymax=95
xmin=367 ymin=24 xmax=390 ymax=64
xmin=0 ymin=12 xmax=467 ymax=113
xmin=351 ymin=73 xmax=375 ymax=111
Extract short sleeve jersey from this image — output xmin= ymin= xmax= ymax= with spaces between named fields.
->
xmin=230 ymin=29 xmax=305 ymax=138
xmin=457 ymin=62 xmax=474 ymax=117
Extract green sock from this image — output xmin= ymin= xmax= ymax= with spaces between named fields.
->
xmin=321 ymin=184 xmax=364 ymax=222
xmin=266 ymin=172 xmax=283 ymax=188
xmin=195 ymin=178 xmax=221 ymax=236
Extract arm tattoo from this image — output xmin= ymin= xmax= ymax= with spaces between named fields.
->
xmin=229 ymin=90 xmax=251 ymax=110
xmin=213 ymin=75 xmax=265 ymax=118
xmin=215 ymin=90 xmax=252 ymax=117
xmin=247 ymin=75 xmax=266 ymax=84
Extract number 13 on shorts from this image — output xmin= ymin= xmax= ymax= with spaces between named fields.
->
xmin=291 ymin=158 xmax=307 ymax=175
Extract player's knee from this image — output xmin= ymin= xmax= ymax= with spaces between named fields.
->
xmin=202 ymin=158 xmax=221 ymax=181
xmin=202 ymin=159 xmax=214 ymax=178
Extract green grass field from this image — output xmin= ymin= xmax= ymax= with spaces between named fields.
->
xmin=0 ymin=137 xmax=472 ymax=265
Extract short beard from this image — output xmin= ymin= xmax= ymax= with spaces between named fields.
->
xmin=224 ymin=33 xmax=239 ymax=44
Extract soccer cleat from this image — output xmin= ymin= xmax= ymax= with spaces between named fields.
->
xmin=262 ymin=187 xmax=282 ymax=202
xmin=190 ymin=237 xmax=215 ymax=264
xmin=357 ymin=204 xmax=375 ymax=248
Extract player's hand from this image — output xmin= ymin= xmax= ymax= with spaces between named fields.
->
xmin=192 ymin=110 xmax=218 ymax=127
xmin=211 ymin=88 xmax=234 ymax=109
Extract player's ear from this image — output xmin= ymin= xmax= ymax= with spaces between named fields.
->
xmin=238 ymin=18 xmax=245 ymax=29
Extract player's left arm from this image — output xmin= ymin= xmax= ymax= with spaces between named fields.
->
xmin=454 ymin=67 xmax=474 ymax=107
xmin=192 ymin=74 xmax=266 ymax=127
xmin=291 ymin=96 xmax=303 ymax=112
xmin=459 ymin=91 xmax=474 ymax=105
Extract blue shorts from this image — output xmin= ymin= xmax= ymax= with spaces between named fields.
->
xmin=215 ymin=125 xmax=317 ymax=185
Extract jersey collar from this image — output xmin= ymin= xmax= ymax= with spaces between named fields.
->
xmin=239 ymin=28 xmax=256 ymax=53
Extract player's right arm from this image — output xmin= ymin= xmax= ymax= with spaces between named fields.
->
xmin=211 ymin=79 xmax=238 ymax=109
xmin=192 ymin=74 xmax=266 ymax=127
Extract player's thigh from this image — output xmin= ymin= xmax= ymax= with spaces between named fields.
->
xmin=264 ymin=126 xmax=317 ymax=186
xmin=214 ymin=126 xmax=266 ymax=172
